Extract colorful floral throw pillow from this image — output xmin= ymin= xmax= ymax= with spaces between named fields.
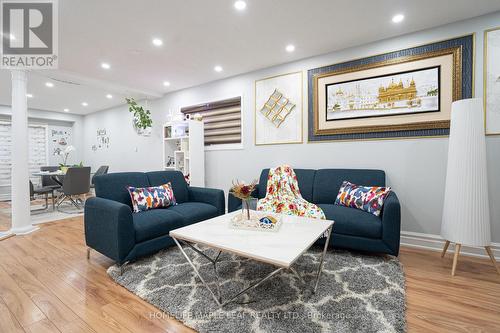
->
xmin=334 ymin=181 xmax=391 ymax=217
xmin=127 ymin=182 xmax=177 ymax=213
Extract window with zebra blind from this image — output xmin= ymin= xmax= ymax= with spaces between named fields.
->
xmin=0 ymin=122 xmax=49 ymax=200
xmin=180 ymin=97 xmax=241 ymax=146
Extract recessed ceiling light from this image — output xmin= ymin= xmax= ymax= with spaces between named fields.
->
xmin=392 ymin=14 xmax=405 ymax=23
xmin=163 ymin=81 xmax=171 ymax=87
xmin=106 ymin=94 xmax=113 ymax=99
xmin=214 ymin=65 xmax=223 ymax=72
xmin=101 ymin=62 xmax=111 ymax=69
xmin=286 ymin=44 xmax=295 ymax=52
xmin=26 ymin=93 xmax=33 ymax=98
xmin=63 ymin=108 xmax=69 ymax=112
xmin=152 ymin=38 xmax=163 ymax=46
xmin=81 ymin=102 xmax=88 ymax=106
xmin=45 ymin=82 xmax=54 ymax=88
xmin=234 ymin=1 xmax=246 ymax=11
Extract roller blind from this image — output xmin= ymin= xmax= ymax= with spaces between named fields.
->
xmin=181 ymin=97 xmax=241 ymax=145
xmin=0 ymin=122 xmax=48 ymax=200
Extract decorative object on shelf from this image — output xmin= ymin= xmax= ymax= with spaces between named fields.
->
xmin=126 ymin=97 xmax=153 ymax=136
xmin=58 ymin=145 xmax=75 ymax=172
xmin=166 ymin=155 xmax=174 ymax=167
xmin=255 ymin=71 xmax=303 ymax=145
xmin=229 ymin=179 xmax=257 ymax=220
xmin=308 ymin=35 xmax=474 ymax=141
xmin=162 ymin=121 xmax=205 ymax=186
xmin=440 ymin=98 xmax=499 ymax=276
xmin=484 ymin=27 xmax=500 ymax=135
xmin=229 ymin=210 xmax=283 ymax=232
xmin=260 ymin=89 xmax=295 ymax=127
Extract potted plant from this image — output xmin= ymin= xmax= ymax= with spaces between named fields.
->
xmin=59 ymin=145 xmax=75 ymax=173
xmin=126 ymin=97 xmax=153 ymax=135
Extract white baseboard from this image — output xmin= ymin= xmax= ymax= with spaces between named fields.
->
xmin=401 ymin=231 xmax=499 ymax=260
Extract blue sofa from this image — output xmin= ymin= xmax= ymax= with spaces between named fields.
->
xmin=84 ymin=171 xmax=225 ymax=265
xmin=228 ymin=168 xmax=401 ymax=256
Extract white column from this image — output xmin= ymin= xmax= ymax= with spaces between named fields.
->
xmin=10 ymin=69 xmax=37 ymax=235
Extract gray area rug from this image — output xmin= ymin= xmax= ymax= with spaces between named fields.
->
xmin=108 ymin=246 xmax=406 ymax=333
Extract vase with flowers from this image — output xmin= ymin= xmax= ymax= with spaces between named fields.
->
xmin=59 ymin=145 xmax=75 ymax=173
xmin=229 ymin=179 xmax=258 ymax=220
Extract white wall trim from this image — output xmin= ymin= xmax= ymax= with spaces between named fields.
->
xmin=401 ymin=230 xmax=499 ymax=259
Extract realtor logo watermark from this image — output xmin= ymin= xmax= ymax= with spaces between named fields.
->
xmin=1 ymin=0 xmax=58 ymax=69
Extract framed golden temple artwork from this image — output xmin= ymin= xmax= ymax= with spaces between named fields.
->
xmin=307 ymin=35 xmax=474 ymax=141
xmin=325 ymin=66 xmax=440 ymax=121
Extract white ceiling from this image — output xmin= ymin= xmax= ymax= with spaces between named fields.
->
xmin=1 ymin=0 xmax=500 ymax=115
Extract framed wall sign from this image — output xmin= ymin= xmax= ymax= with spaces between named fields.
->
xmin=255 ymin=71 xmax=303 ymax=145
xmin=308 ymin=35 xmax=474 ymax=141
xmin=484 ymin=27 xmax=500 ymax=135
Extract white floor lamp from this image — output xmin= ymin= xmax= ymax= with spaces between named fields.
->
xmin=441 ymin=98 xmax=499 ymax=276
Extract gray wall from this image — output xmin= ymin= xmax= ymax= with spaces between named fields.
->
xmin=0 ymin=105 xmax=85 ymax=165
xmin=83 ymin=12 xmax=500 ymax=242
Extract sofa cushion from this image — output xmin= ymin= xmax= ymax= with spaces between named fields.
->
xmin=95 ymin=172 xmax=150 ymax=207
xmin=313 ymin=169 xmax=386 ymax=204
xmin=335 ymin=181 xmax=392 ymax=217
xmin=168 ymin=202 xmax=219 ymax=225
xmin=318 ymin=204 xmax=382 ymax=239
xmin=258 ymin=168 xmax=316 ymax=202
xmin=128 ymin=182 xmax=177 ymax=213
xmin=132 ymin=209 xmax=184 ymax=242
xmin=146 ymin=171 xmax=189 ymax=203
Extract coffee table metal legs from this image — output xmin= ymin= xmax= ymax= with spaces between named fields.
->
xmin=173 ymin=238 xmax=222 ymax=305
xmin=173 ymin=229 xmax=332 ymax=307
xmin=314 ymin=225 xmax=332 ymax=293
xmin=222 ymin=267 xmax=284 ymax=307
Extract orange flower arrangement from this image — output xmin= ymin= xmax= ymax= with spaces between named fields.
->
xmin=229 ymin=179 xmax=258 ymax=200
xmin=230 ymin=179 xmax=258 ymax=220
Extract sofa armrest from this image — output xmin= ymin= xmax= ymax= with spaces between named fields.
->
xmin=188 ymin=186 xmax=225 ymax=215
xmin=380 ymin=191 xmax=401 ymax=256
xmin=228 ymin=187 xmax=259 ymax=213
xmin=84 ymin=197 xmax=135 ymax=264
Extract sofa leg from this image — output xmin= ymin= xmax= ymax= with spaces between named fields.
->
xmin=118 ymin=262 xmax=128 ymax=276
xmin=86 ymin=248 xmax=91 ymax=260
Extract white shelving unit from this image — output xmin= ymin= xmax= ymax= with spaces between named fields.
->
xmin=162 ymin=120 xmax=205 ymax=187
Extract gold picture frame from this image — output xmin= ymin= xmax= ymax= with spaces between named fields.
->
xmin=312 ymin=47 xmax=462 ymax=136
xmin=254 ymin=71 xmax=303 ymax=146
xmin=484 ymin=26 xmax=500 ymax=136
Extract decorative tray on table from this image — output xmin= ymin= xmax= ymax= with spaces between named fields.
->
xmin=229 ymin=211 xmax=283 ymax=232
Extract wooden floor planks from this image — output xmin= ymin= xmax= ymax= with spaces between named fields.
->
xmin=0 ymin=217 xmax=498 ymax=333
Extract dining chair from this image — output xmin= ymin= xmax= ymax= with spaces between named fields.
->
xmin=90 ymin=165 xmax=109 ymax=188
xmin=40 ymin=166 xmax=62 ymax=189
xmin=29 ymin=180 xmax=55 ymax=211
xmin=57 ymin=167 xmax=91 ymax=213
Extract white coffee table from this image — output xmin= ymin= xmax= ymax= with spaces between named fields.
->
xmin=169 ymin=210 xmax=334 ymax=307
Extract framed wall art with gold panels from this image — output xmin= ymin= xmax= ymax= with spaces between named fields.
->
xmin=308 ymin=35 xmax=474 ymax=141
xmin=484 ymin=27 xmax=500 ymax=135
xmin=255 ymin=71 xmax=303 ymax=145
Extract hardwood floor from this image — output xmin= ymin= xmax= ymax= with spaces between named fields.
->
xmin=0 ymin=217 xmax=498 ymax=333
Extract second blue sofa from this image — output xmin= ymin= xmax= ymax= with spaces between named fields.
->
xmin=228 ymin=168 xmax=401 ymax=256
